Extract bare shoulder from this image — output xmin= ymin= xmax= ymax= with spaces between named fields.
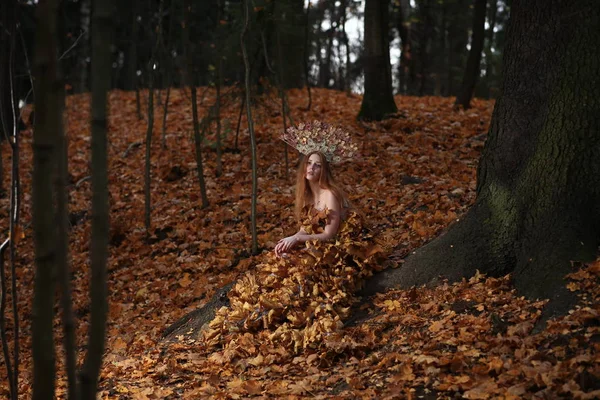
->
xmin=322 ymin=189 xmax=341 ymax=211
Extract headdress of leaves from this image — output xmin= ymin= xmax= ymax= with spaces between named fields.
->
xmin=281 ymin=120 xmax=358 ymax=164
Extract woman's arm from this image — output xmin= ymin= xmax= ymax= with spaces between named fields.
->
xmin=274 ymin=191 xmax=341 ymax=256
xmin=293 ymin=191 xmax=341 ymax=243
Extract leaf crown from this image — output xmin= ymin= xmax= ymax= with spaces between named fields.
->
xmin=281 ymin=120 xmax=358 ymax=164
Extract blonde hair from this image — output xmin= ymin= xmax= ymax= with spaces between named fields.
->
xmin=294 ymin=151 xmax=349 ymax=221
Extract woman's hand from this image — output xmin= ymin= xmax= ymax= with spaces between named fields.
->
xmin=274 ymin=235 xmax=299 ymax=257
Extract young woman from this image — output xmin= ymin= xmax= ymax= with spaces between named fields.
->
xmin=204 ymin=122 xmax=386 ymax=354
xmin=274 ymin=151 xmax=346 ymax=257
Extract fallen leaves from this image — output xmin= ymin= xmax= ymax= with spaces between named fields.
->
xmin=1 ymin=88 xmax=598 ymax=398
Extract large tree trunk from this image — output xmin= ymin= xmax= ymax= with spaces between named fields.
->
xmin=454 ymin=0 xmax=487 ymax=109
xmin=358 ymin=0 xmax=397 ymax=121
xmin=32 ymin=0 xmax=62 ymax=397
xmin=364 ymin=0 xmax=600 ymax=320
xmin=78 ymin=0 xmax=113 ymax=397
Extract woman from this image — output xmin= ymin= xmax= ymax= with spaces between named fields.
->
xmin=274 ymin=150 xmax=346 ymax=257
xmin=204 ymin=121 xmax=386 ymax=354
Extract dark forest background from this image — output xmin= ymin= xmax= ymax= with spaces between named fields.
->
xmin=5 ymin=0 xmax=508 ymax=114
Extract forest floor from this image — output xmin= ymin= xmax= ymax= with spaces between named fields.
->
xmin=1 ymin=87 xmax=599 ymax=399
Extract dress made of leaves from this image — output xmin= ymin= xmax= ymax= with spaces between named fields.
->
xmin=204 ymin=205 xmax=387 ymax=356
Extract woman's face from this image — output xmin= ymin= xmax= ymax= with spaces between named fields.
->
xmin=306 ymin=153 xmax=322 ymax=182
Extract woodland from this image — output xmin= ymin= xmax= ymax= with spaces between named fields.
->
xmin=1 ymin=0 xmax=599 ymax=399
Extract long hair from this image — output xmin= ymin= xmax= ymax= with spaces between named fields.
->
xmin=294 ymin=151 xmax=349 ymax=221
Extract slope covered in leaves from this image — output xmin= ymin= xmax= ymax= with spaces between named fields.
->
xmin=0 ymin=88 xmax=598 ymax=399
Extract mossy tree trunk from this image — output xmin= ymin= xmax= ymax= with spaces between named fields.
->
xmin=365 ymin=0 xmax=600 ymax=319
xmin=358 ymin=0 xmax=397 ymax=121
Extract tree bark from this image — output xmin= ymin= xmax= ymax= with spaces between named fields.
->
xmin=241 ymin=0 xmax=259 ymax=255
xmin=455 ymin=0 xmax=487 ymax=109
xmin=358 ymin=0 xmax=397 ymax=121
xmin=364 ymin=0 xmax=600 ymax=321
xmin=78 ymin=0 xmax=113 ymax=397
xmin=32 ymin=0 xmax=61 ymax=397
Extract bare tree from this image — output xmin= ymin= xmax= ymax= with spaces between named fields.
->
xmin=144 ymin=0 xmax=164 ymax=235
xmin=241 ymin=0 xmax=259 ymax=254
xmin=184 ymin=0 xmax=209 ymax=208
xmin=161 ymin=0 xmax=177 ymax=149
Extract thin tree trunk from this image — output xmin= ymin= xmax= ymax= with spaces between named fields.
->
xmin=191 ymin=87 xmax=210 ymax=208
xmin=214 ymin=0 xmax=224 ymax=177
xmin=144 ymin=78 xmax=154 ymax=234
xmin=319 ymin=27 xmax=334 ymax=88
xmin=454 ymin=0 xmax=487 ymax=109
xmin=32 ymin=0 xmax=62 ymax=397
xmin=183 ymin=0 xmax=209 ymax=208
xmin=340 ymin=0 xmax=351 ymax=93
xmin=241 ymin=0 xmax=259 ymax=254
xmin=276 ymin=26 xmax=289 ymax=177
xmin=5 ymin=1 xmax=20 ymax=396
xmin=0 ymin=239 xmax=14 ymax=399
xmin=234 ymin=94 xmax=244 ymax=151
xmin=161 ymin=0 xmax=177 ymax=149
xmin=136 ymin=83 xmax=142 ymax=120
xmin=303 ymin=0 xmax=312 ymax=110
xmin=143 ymin=0 xmax=164 ymax=234
xmin=161 ymin=86 xmax=170 ymax=149
xmin=78 ymin=0 xmax=113 ymax=397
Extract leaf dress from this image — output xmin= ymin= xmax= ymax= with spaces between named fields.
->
xmin=204 ymin=205 xmax=387 ymax=354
